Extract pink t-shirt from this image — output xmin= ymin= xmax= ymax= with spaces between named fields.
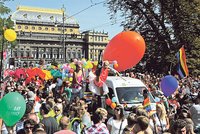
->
xmin=54 ymin=130 xmax=76 ymax=134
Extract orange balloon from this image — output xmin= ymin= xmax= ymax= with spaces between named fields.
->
xmin=110 ymin=102 xmax=116 ymax=109
xmin=103 ymin=31 xmax=146 ymax=72
xmin=114 ymin=63 xmax=118 ymax=69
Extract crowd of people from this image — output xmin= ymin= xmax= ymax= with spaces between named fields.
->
xmin=0 ymin=60 xmax=199 ymax=134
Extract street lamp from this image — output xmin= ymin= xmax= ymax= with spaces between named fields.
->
xmin=17 ymin=31 xmax=22 ymax=67
xmin=61 ymin=5 xmax=66 ymax=63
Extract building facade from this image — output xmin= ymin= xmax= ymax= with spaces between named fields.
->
xmin=11 ymin=6 xmax=109 ymax=66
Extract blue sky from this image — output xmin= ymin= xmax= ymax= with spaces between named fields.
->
xmin=4 ymin=0 xmax=124 ymax=39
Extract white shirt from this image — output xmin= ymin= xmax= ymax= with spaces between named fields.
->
xmin=107 ymin=117 xmax=127 ymax=134
xmin=48 ymin=83 xmax=56 ymax=92
xmin=190 ymin=104 xmax=200 ymax=129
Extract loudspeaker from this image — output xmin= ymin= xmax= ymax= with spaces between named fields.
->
xmin=9 ymin=58 xmax=15 ymax=66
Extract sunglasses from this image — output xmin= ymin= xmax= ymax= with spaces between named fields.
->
xmin=25 ymin=126 xmax=33 ymax=129
xmin=115 ymin=108 xmax=120 ymax=111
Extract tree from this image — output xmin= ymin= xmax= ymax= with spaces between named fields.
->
xmin=106 ymin=0 xmax=200 ymax=75
xmin=0 ymin=1 xmax=16 ymax=52
xmin=0 ymin=1 xmax=11 ymax=15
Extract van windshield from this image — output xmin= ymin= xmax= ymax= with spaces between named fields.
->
xmin=116 ymin=87 xmax=155 ymax=104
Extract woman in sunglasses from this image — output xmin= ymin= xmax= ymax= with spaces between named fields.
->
xmin=107 ymin=105 xmax=127 ymax=134
xmin=17 ymin=119 xmax=36 ymax=134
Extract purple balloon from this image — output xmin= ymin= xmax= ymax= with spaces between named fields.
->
xmin=160 ymin=75 xmax=178 ymax=97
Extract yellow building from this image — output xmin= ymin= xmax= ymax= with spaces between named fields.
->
xmin=11 ymin=6 xmax=109 ymax=66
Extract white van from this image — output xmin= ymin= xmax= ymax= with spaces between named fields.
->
xmin=104 ymin=76 xmax=155 ymax=112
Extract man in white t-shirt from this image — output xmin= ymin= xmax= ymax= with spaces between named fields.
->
xmin=189 ymin=94 xmax=200 ymax=130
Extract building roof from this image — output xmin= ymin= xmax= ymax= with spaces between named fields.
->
xmin=11 ymin=6 xmax=78 ymax=25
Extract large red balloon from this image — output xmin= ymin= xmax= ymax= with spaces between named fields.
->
xmin=103 ymin=31 xmax=146 ymax=72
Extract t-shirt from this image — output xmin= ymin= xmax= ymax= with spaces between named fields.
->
xmin=82 ymin=112 xmax=92 ymax=128
xmin=65 ymin=87 xmax=72 ymax=99
xmin=41 ymin=117 xmax=59 ymax=134
xmin=17 ymin=129 xmax=26 ymax=134
xmin=107 ymin=117 xmax=127 ymax=134
xmin=54 ymin=130 xmax=76 ymax=134
xmin=190 ymin=104 xmax=200 ymax=129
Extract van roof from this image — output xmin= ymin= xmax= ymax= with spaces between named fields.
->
xmin=106 ymin=76 xmax=146 ymax=87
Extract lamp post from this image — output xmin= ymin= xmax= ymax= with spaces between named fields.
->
xmin=62 ymin=5 xmax=66 ymax=63
xmin=17 ymin=31 xmax=21 ymax=67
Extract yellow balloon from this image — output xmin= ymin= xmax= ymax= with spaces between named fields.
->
xmin=4 ymin=29 xmax=17 ymax=42
xmin=89 ymin=64 xmax=93 ymax=69
xmin=94 ymin=61 xmax=98 ymax=66
xmin=84 ymin=65 xmax=89 ymax=69
xmin=69 ymin=77 xmax=73 ymax=82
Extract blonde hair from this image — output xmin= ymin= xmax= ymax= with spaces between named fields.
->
xmin=137 ymin=116 xmax=149 ymax=131
xmin=96 ymin=108 xmax=107 ymax=116
xmin=156 ymin=103 xmax=167 ymax=120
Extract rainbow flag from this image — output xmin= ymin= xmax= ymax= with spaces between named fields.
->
xmin=143 ymin=98 xmax=151 ymax=112
xmin=176 ymin=46 xmax=189 ymax=78
xmin=143 ymin=98 xmax=156 ymax=116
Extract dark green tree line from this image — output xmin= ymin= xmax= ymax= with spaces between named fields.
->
xmin=106 ymin=0 xmax=200 ymax=75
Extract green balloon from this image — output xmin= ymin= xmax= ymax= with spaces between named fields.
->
xmin=0 ymin=92 xmax=26 ymax=126
xmin=0 ymin=100 xmax=2 ymax=118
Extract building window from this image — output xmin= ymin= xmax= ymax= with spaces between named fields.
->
xmin=14 ymin=52 xmax=17 ymax=57
xmin=25 ymin=26 xmax=28 ymax=29
xmin=77 ymin=52 xmax=81 ymax=59
xmin=51 ymin=28 xmax=55 ymax=31
xmin=72 ymin=52 xmax=76 ymax=58
xmin=32 ymin=26 xmax=35 ymax=30
xmin=38 ymin=27 xmax=42 ymax=30
xmin=67 ymin=52 xmax=70 ymax=59
xmin=26 ymin=52 xmax=30 ymax=57
xmin=18 ymin=25 xmax=21 ymax=29
xmin=43 ymin=54 xmax=46 ymax=58
xmin=21 ymin=52 xmax=24 ymax=57
xmin=70 ymin=29 xmax=73 ymax=32
xmin=45 ymin=27 xmax=48 ymax=31
xmin=58 ymin=28 xmax=62 ymax=31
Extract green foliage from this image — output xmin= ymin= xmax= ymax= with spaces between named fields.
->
xmin=107 ymin=0 xmax=200 ymax=75
xmin=187 ymin=38 xmax=200 ymax=75
xmin=0 ymin=1 xmax=15 ymax=52
xmin=0 ymin=1 xmax=11 ymax=15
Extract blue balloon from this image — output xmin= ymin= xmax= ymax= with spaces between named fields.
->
xmin=57 ymin=78 xmax=63 ymax=86
xmin=65 ymin=69 xmax=69 ymax=73
xmin=112 ymin=97 xmax=117 ymax=103
xmin=160 ymin=75 xmax=178 ymax=97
